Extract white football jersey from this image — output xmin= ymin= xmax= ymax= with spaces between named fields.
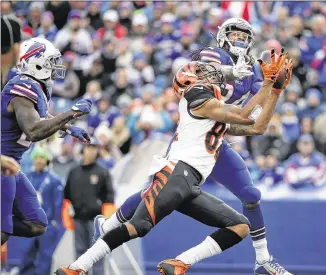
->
xmin=167 ymin=94 xmax=229 ymax=182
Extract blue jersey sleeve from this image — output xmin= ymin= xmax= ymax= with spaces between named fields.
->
xmin=6 ymin=75 xmax=49 ymax=118
xmin=199 ymin=47 xmax=233 ymax=65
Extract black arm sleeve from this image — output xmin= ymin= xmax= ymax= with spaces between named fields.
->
xmin=184 ymin=85 xmax=215 ymax=110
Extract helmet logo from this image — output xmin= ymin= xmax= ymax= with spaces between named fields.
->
xmin=20 ymin=42 xmax=46 ymax=62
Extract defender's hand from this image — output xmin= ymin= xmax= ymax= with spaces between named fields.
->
xmin=233 ymin=52 xmax=254 ymax=79
xmin=66 ymin=125 xmax=91 ymax=143
xmin=71 ymin=99 xmax=92 ymax=118
xmin=258 ymin=48 xmax=287 ymax=83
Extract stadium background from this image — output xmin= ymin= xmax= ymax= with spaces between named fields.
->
xmin=1 ymin=1 xmax=326 ymax=275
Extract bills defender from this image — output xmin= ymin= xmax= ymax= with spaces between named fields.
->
xmin=77 ymin=18 xmax=290 ymax=275
xmin=1 ymin=38 xmax=92 ymax=245
xmin=56 ymin=50 xmax=291 ymax=275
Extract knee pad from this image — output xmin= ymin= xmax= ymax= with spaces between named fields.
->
xmin=241 ymin=186 xmax=261 ymax=210
xmin=129 ymin=218 xmax=153 ymax=237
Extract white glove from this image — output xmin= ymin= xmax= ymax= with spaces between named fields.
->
xmin=232 ymin=52 xmax=253 ymax=79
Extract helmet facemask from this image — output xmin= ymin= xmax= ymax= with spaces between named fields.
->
xmin=217 ymin=18 xmax=254 ymax=58
xmin=44 ymin=55 xmax=66 ymax=80
xmin=196 ymin=62 xmax=226 ymax=94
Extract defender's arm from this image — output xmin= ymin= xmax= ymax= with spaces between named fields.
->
xmin=11 ymin=97 xmax=78 ymax=142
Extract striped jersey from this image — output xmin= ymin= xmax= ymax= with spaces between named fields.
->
xmin=167 ymin=84 xmax=229 ymax=182
xmin=198 ymin=46 xmax=263 ymax=106
xmin=1 ymin=75 xmax=49 ymax=160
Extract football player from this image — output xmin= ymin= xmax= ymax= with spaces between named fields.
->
xmin=86 ymin=18 xmax=292 ymax=275
xmin=55 ymin=49 xmax=291 ymax=275
xmin=1 ymin=38 xmax=92 ymax=245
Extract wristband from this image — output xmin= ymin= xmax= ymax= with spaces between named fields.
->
xmin=249 ymin=105 xmax=262 ymax=122
xmin=272 ymin=88 xmax=282 ymax=95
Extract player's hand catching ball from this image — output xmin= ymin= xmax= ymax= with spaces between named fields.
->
xmin=258 ymin=48 xmax=287 ymax=83
xmin=272 ymin=58 xmax=293 ymax=94
xmin=71 ymin=99 xmax=92 ymax=118
xmin=1 ymin=155 xmax=20 ymax=176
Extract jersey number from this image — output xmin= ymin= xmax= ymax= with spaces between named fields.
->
xmin=205 ymin=122 xmax=227 ymax=160
xmin=17 ymin=133 xmax=32 ymax=147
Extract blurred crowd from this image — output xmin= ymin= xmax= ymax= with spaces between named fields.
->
xmin=2 ymin=1 xmax=326 ymax=189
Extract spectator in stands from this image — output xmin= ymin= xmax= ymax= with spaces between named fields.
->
xmin=118 ymin=1 xmax=134 ymax=31
xmin=250 ymin=155 xmax=266 ymax=183
xmin=171 ymin=25 xmax=200 ymax=60
xmin=116 ymin=38 xmax=133 ymax=68
xmin=110 ymin=116 xmax=132 ymax=154
xmin=128 ymin=87 xmax=173 ymax=144
xmin=288 ymin=16 xmax=304 ymax=40
xmin=313 ymin=114 xmax=326 ymax=155
xmin=288 ymin=48 xmax=307 ymax=86
xmin=280 ymin=103 xmax=300 ymax=143
xmin=94 ymin=124 xmax=119 ymax=169
xmin=148 ymin=2 xmax=165 ymax=35
xmin=27 ymin=2 xmax=44 ymax=31
xmin=299 ymin=88 xmax=325 ymax=120
xmin=97 ymin=9 xmax=127 ymax=41
xmin=54 ymin=10 xmax=93 ymax=56
xmin=106 ymin=68 xmax=135 ymax=105
xmin=276 ymin=26 xmax=299 ymax=50
xmin=52 ymin=136 xmax=78 ymax=181
xmin=128 ymin=13 xmax=149 ymax=53
xmin=285 ymin=134 xmax=326 ymax=189
xmin=128 ymin=53 xmax=155 ymax=94
xmin=88 ymin=94 xmax=121 ymax=134
xmin=45 ymin=1 xmax=71 ymax=30
xmin=100 ymin=38 xmax=118 ymax=75
xmin=83 ymin=79 xmax=103 ymax=104
xmin=19 ymin=147 xmax=63 ymax=275
xmin=300 ymin=15 xmax=326 ymax=65
xmin=87 ymin=1 xmax=103 ymax=30
xmin=52 ymin=51 xmax=80 ymax=99
xmin=63 ymin=138 xmax=115 ymax=275
xmin=35 ymin=11 xmax=58 ymax=42
xmin=259 ymin=150 xmax=284 ymax=187
xmin=254 ymin=116 xmax=290 ymax=160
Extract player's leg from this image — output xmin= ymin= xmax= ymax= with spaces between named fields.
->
xmin=93 ymin=190 xmax=143 ymax=241
xmin=211 ymin=142 xmax=291 ymax=274
xmin=12 ymin=172 xmax=47 ymax=237
xmin=56 ymin=161 xmax=199 ymax=274
xmin=157 ymin=191 xmax=250 ymax=274
xmin=37 ymin=224 xmax=60 ymax=275
xmin=1 ymin=175 xmax=16 ymax=245
xmin=18 ymin=237 xmax=38 ymax=275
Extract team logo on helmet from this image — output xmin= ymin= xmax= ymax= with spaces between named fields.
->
xmin=20 ymin=42 xmax=46 ymax=62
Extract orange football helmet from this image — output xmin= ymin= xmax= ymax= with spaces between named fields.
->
xmin=173 ymin=61 xmax=225 ymax=99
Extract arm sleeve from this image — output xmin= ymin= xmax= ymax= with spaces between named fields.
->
xmin=184 ymin=85 xmax=216 ymax=111
xmin=199 ymin=48 xmax=222 ymax=64
xmin=8 ymin=84 xmax=39 ymax=104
